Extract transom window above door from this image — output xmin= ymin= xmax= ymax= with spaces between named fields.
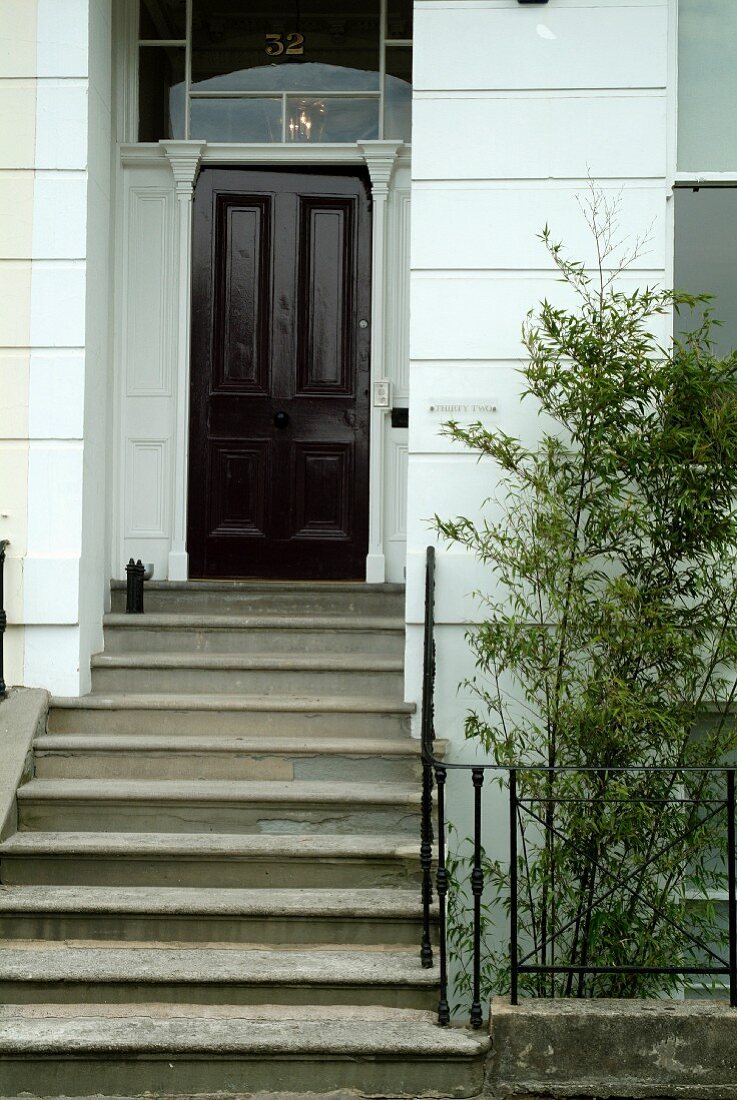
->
xmin=137 ymin=0 xmax=412 ymax=144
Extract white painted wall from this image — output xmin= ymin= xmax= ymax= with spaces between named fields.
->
xmin=405 ymin=0 xmax=671 ymax=758
xmin=0 ymin=0 xmax=114 ymax=696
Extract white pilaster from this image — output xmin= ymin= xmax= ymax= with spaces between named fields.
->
xmin=359 ymin=140 xmax=402 ymax=585
xmin=161 ymin=140 xmax=205 ymax=580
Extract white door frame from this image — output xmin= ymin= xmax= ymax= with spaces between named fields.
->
xmin=157 ymin=139 xmax=403 ymax=583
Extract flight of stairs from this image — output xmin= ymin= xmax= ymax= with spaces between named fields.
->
xmin=0 ymin=580 xmax=489 ymax=1097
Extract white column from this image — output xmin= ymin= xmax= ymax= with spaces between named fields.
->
xmin=161 ymin=141 xmax=205 ymax=581
xmin=359 ymin=141 xmax=402 ymax=585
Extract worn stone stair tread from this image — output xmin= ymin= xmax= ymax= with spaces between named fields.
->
xmin=110 ymin=580 xmax=405 ymax=594
xmin=103 ymin=613 xmax=404 ymax=630
xmin=0 ymin=885 xmax=424 ymax=919
xmin=0 ymin=831 xmax=421 ymax=859
xmin=90 ymin=653 xmax=404 ymax=671
xmin=34 ymin=734 xmax=431 ymax=756
xmin=0 ymin=1002 xmax=487 ymax=1059
xmin=17 ymin=778 xmax=421 ymax=805
xmin=51 ymin=693 xmax=415 ymax=713
xmin=0 ymin=944 xmax=438 ymax=986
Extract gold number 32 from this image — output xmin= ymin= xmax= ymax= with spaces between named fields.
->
xmin=265 ymin=32 xmax=305 ymax=56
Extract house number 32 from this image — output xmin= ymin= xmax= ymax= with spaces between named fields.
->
xmin=265 ymin=32 xmax=305 ymax=56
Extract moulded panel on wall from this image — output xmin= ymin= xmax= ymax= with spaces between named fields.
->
xmin=125 ymin=438 xmax=169 ymax=539
xmin=30 ymin=262 xmax=86 ymax=347
xmin=413 ymin=5 xmax=667 ymax=93
xmin=384 ymin=432 xmax=408 ymax=583
xmin=124 ymin=187 xmax=174 ymax=396
xmin=0 ymin=352 xmax=30 ymax=439
xmin=32 ymin=174 xmax=88 ymax=259
xmin=28 ymin=351 xmax=85 ymax=439
xmin=26 ymin=442 xmax=84 ymax=555
xmin=0 ymin=262 xmax=31 ymax=346
xmin=385 ymin=189 xmax=411 ymax=397
xmin=36 ymin=0 xmax=89 ymax=79
xmin=23 ymin=555 xmax=80 ymax=624
xmin=35 ymin=80 xmax=89 ymax=170
xmin=24 ymin=624 xmax=81 ymax=694
xmin=0 ymin=173 xmax=33 ymax=258
xmin=411 ymin=94 xmax=667 ymax=182
xmin=410 ymin=184 xmax=667 ymax=273
xmin=0 ymin=83 xmax=36 ymax=168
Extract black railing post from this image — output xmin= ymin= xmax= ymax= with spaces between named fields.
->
xmin=436 ymin=763 xmax=450 ymax=1025
xmin=470 ymin=766 xmax=485 ymax=1028
xmin=420 ymin=546 xmax=437 ymax=968
xmin=125 ymin=558 xmax=145 ymax=614
xmin=509 ymin=767 xmax=519 ymax=1006
xmin=728 ymin=769 xmax=736 ymax=1008
xmin=0 ymin=540 xmax=8 ymax=698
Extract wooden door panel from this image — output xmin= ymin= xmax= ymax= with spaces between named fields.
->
xmin=188 ymin=167 xmax=371 ymax=580
xmin=297 ymin=198 xmax=354 ymax=394
xmin=291 ymin=442 xmax=353 ymax=539
xmin=214 ymin=195 xmax=271 ymax=393
xmin=208 ymin=441 xmax=270 ymax=540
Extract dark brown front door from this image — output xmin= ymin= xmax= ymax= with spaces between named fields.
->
xmin=187 ymin=167 xmax=372 ymax=580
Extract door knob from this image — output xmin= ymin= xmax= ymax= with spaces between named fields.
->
xmin=274 ymin=411 xmax=290 ymax=429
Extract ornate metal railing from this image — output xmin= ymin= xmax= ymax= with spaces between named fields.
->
xmin=0 ymin=539 xmax=8 ymax=698
xmin=419 ymin=546 xmax=737 ymax=1029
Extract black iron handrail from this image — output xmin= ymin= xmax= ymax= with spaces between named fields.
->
xmin=418 ymin=546 xmax=737 ymax=1029
xmin=0 ymin=539 xmax=8 ymax=698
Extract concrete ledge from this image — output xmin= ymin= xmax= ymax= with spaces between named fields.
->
xmin=0 ymin=688 xmax=48 ymax=840
xmin=487 ymin=996 xmax=737 ymax=1099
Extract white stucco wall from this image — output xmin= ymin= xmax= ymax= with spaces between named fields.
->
xmin=405 ymin=0 xmax=671 ymax=760
xmin=0 ymin=0 xmax=114 ymax=696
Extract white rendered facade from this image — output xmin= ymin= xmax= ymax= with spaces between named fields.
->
xmin=0 ymin=0 xmax=694 ymax=730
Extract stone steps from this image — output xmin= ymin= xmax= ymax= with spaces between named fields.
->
xmin=16 ymin=778 xmax=422 ymax=834
xmin=48 ymin=693 xmax=414 ymax=738
xmin=89 ymin=652 xmax=405 ymax=697
xmin=109 ymin=580 xmax=405 ymax=617
xmin=0 ymin=1005 xmax=489 ymax=1097
xmin=0 ymin=944 xmax=438 ymax=1009
xmin=102 ymin=613 xmax=405 ymax=655
xmin=0 ymin=885 xmax=428 ymax=945
xmin=33 ymin=733 xmax=436 ymax=782
xmin=0 ymin=831 xmax=423 ymax=888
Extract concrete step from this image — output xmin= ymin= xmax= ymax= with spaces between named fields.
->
xmin=0 ymin=886 xmax=427 ymax=946
xmin=48 ymin=694 xmax=415 ymax=738
xmin=0 ymin=832 xmax=424 ymax=889
xmin=110 ymin=580 xmax=405 ymax=617
xmin=0 ymin=1004 xmax=489 ymax=1097
xmin=17 ymin=779 xmax=421 ymax=834
xmin=0 ymin=944 xmax=438 ymax=1009
xmin=89 ymin=653 xmax=405 ymax=698
xmin=33 ymin=734 xmax=432 ymax=782
xmin=102 ymin=613 xmax=405 ymax=656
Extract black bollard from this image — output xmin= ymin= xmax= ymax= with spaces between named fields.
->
xmin=125 ymin=558 xmax=145 ymax=614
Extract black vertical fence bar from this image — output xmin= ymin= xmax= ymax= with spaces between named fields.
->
xmin=419 ymin=546 xmax=436 ymax=968
xmin=470 ymin=766 xmax=485 ymax=1028
xmin=509 ymin=768 xmax=519 ymax=1006
xmin=435 ymin=763 xmax=450 ymax=1025
xmin=0 ymin=540 xmax=8 ymax=698
xmin=728 ymin=769 xmax=736 ymax=1009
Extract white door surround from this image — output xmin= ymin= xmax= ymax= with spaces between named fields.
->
xmin=114 ymin=140 xmax=408 ymax=584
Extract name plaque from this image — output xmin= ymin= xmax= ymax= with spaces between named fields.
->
xmin=427 ymin=398 xmax=497 ymax=416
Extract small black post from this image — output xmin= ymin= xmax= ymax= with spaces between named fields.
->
xmin=436 ymin=763 xmax=450 ymax=1025
xmin=728 ymin=769 xmax=736 ymax=1008
xmin=420 ymin=757 xmax=434 ymax=969
xmin=0 ymin=540 xmax=8 ymax=698
xmin=510 ymin=768 xmax=519 ymax=1006
xmin=125 ymin=558 xmax=145 ymax=614
xmin=470 ymin=766 xmax=485 ymax=1029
